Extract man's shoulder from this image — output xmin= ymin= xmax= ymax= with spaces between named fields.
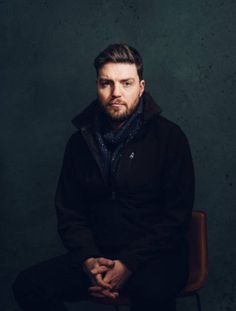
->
xmin=149 ymin=114 xmax=187 ymax=141
xmin=65 ymin=100 xmax=99 ymax=149
xmin=143 ymin=92 xmax=186 ymax=139
xmin=64 ymin=130 xmax=86 ymax=154
xmin=71 ymin=100 xmax=98 ymax=130
xmin=145 ymin=115 xmax=192 ymax=163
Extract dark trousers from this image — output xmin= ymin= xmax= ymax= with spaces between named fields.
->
xmin=12 ymin=251 xmax=188 ymax=311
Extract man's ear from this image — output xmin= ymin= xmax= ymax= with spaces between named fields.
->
xmin=139 ymin=80 xmax=145 ymax=97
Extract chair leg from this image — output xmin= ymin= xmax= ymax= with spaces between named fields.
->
xmin=194 ymin=292 xmax=202 ymax=311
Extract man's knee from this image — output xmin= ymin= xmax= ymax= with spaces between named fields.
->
xmin=12 ymin=268 xmax=40 ymax=309
xmin=12 ymin=262 xmax=52 ymax=300
xmin=12 ymin=269 xmax=33 ymax=296
xmin=130 ymin=296 xmax=176 ymax=311
xmin=12 ymin=267 xmax=69 ymax=311
xmin=123 ymin=271 xmax=180 ymax=305
xmin=130 ymin=286 xmax=175 ymax=304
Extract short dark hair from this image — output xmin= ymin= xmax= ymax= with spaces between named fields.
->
xmin=94 ymin=43 xmax=143 ymax=80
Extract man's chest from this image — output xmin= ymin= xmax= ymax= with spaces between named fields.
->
xmin=75 ymin=130 xmax=165 ymax=198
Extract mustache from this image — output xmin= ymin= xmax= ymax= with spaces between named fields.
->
xmin=108 ymin=99 xmax=126 ymax=106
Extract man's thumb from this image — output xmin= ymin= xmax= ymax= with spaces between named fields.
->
xmin=97 ymin=257 xmax=115 ymax=267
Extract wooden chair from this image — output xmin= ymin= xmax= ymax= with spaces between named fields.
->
xmin=89 ymin=210 xmax=208 ymax=311
xmin=177 ymin=210 xmax=208 ymax=311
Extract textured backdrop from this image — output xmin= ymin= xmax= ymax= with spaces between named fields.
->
xmin=1 ymin=0 xmax=235 ymax=310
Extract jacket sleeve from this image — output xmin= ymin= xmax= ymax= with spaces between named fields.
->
xmin=116 ymin=125 xmax=195 ymax=272
xmin=55 ymin=134 xmax=102 ymax=266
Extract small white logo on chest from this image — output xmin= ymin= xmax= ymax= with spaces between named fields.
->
xmin=129 ymin=152 xmax=135 ymax=159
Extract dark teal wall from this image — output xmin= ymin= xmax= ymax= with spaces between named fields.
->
xmin=1 ymin=1 xmax=235 ymax=310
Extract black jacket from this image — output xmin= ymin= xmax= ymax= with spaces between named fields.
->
xmin=55 ymin=92 xmax=195 ymax=272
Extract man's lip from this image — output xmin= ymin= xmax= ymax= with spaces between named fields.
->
xmin=109 ymin=102 xmax=124 ymax=106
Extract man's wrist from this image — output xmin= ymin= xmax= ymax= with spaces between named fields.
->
xmin=116 ymin=259 xmax=132 ymax=274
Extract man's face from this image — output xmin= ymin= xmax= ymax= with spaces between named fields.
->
xmin=96 ymin=63 xmax=145 ymax=122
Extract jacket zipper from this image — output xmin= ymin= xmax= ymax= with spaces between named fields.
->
xmin=80 ymin=126 xmax=108 ymax=187
xmin=110 ymin=150 xmax=124 ymax=200
xmin=110 ymin=152 xmax=117 ymax=200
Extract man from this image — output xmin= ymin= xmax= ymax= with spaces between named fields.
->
xmin=12 ymin=44 xmax=195 ymax=311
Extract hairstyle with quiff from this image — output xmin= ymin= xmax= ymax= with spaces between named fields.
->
xmin=94 ymin=43 xmax=143 ymax=80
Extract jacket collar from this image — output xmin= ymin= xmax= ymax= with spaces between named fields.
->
xmin=72 ymin=91 xmax=161 ymax=130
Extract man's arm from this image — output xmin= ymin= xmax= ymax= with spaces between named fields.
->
xmin=55 ymin=134 xmax=102 ymax=266
xmin=55 ymin=135 xmax=125 ymax=299
xmin=116 ymin=125 xmax=195 ymax=272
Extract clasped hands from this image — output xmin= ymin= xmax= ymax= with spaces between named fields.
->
xmin=83 ymin=257 xmax=132 ymax=299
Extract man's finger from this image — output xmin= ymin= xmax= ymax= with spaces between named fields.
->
xmin=89 ymin=286 xmax=119 ymax=297
xmin=90 ymin=265 xmax=110 ymax=275
xmin=97 ymin=257 xmax=115 ymax=267
xmin=89 ymin=285 xmax=103 ymax=292
xmin=103 ymin=270 xmax=113 ymax=285
xmin=90 ymin=292 xmax=105 ymax=298
xmin=95 ymin=273 xmax=112 ymax=289
xmin=89 ymin=286 xmax=119 ymax=299
xmin=90 ymin=291 xmax=117 ymax=299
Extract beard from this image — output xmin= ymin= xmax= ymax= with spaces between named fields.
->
xmin=100 ymin=98 xmax=140 ymax=123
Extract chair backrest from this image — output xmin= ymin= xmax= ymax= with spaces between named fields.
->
xmin=179 ymin=210 xmax=208 ymax=295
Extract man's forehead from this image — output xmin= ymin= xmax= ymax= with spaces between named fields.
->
xmin=98 ymin=62 xmax=139 ymax=79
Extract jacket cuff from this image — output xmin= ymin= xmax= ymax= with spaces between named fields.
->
xmin=116 ymin=253 xmax=142 ymax=273
xmin=69 ymin=249 xmax=103 ymax=268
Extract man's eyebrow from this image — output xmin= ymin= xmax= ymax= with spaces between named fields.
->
xmin=98 ymin=77 xmax=113 ymax=81
xmin=98 ymin=77 xmax=135 ymax=82
xmin=120 ymin=78 xmax=135 ymax=82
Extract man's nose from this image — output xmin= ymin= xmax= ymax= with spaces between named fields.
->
xmin=112 ymin=83 xmax=121 ymax=97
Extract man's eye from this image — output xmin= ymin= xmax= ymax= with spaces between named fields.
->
xmin=100 ymin=81 xmax=111 ymax=87
xmin=123 ymin=81 xmax=132 ymax=87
